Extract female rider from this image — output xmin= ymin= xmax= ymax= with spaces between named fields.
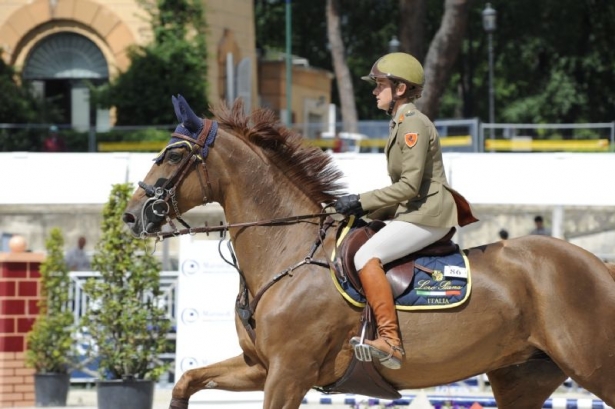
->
xmin=334 ymin=52 xmax=478 ymax=369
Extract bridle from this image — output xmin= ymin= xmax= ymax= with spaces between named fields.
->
xmin=138 ymin=118 xmax=217 ymax=238
xmin=137 ymin=118 xmax=334 ymax=242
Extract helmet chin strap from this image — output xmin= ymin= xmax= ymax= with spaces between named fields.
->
xmin=387 ymin=99 xmax=397 ymax=116
xmin=387 ymin=81 xmax=400 ymax=116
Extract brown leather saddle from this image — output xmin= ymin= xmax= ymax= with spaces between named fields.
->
xmin=333 ymin=220 xmax=458 ymax=298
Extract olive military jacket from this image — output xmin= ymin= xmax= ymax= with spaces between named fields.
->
xmin=359 ymin=103 xmax=477 ymax=227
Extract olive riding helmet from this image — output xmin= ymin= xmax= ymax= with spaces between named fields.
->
xmin=362 ymin=52 xmax=424 ymax=115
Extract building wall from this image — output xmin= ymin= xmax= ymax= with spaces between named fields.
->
xmin=0 ymin=0 xmax=148 ymax=77
xmin=206 ymin=0 xmax=258 ymax=107
xmin=0 ymin=0 xmax=334 ymax=131
xmin=0 ymin=0 xmax=258 ymax=109
xmin=0 ymin=252 xmax=43 ymax=407
xmin=259 ymin=60 xmax=333 ymax=128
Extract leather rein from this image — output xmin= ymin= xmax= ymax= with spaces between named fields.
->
xmin=137 ymin=118 xmax=339 ymax=343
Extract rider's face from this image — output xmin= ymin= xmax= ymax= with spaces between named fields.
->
xmin=373 ymin=78 xmax=393 ymax=111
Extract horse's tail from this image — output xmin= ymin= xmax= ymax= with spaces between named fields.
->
xmin=606 ymin=262 xmax=615 ymax=281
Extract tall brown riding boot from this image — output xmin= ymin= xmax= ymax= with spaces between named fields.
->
xmin=350 ymin=258 xmax=404 ymax=369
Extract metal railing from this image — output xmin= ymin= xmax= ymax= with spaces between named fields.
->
xmin=68 ymin=270 xmax=178 ymax=382
xmin=481 ymin=122 xmax=615 ymax=152
xmin=2 ymin=119 xmax=614 ymax=153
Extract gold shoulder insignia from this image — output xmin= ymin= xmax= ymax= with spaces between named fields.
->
xmin=405 ymin=111 xmax=416 ymax=117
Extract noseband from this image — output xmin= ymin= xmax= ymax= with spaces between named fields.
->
xmin=138 ymin=119 xmax=218 ymax=237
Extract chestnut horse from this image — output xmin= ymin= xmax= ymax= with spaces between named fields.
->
xmin=123 ymin=97 xmax=615 ymax=409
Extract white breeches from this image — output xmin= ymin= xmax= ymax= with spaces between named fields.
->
xmin=354 ymin=221 xmax=451 ymax=270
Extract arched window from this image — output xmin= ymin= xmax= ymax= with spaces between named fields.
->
xmin=23 ymin=32 xmax=108 ymax=80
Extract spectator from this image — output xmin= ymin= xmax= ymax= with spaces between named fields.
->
xmin=498 ymin=229 xmax=509 ymax=240
xmin=530 ymin=215 xmax=551 ymax=236
xmin=65 ymin=236 xmax=91 ymax=271
xmin=42 ymin=125 xmax=66 ymax=152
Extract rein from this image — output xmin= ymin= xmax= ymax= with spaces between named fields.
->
xmin=143 ymin=211 xmax=331 ymax=241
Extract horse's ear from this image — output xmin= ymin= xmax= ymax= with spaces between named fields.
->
xmin=171 ymin=95 xmax=182 ymax=123
xmin=176 ymin=95 xmax=203 ymax=136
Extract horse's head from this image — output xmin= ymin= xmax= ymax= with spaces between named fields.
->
xmin=123 ymin=95 xmax=218 ymax=236
xmin=124 ymin=95 xmax=346 ymax=237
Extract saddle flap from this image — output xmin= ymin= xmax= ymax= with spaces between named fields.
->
xmin=316 ymin=307 xmax=401 ymax=400
xmin=338 ymin=220 xmax=385 ymax=291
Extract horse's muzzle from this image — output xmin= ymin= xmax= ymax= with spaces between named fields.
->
xmin=122 ymin=209 xmax=161 ymax=236
xmin=122 ymin=211 xmax=142 ymax=235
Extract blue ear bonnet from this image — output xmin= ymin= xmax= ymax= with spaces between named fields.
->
xmin=154 ymin=95 xmax=218 ymax=164
xmin=171 ymin=94 xmax=203 ymax=139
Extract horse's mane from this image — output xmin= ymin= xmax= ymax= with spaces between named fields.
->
xmin=211 ymin=100 xmax=345 ymax=204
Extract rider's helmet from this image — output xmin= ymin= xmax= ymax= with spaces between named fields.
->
xmin=362 ymin=52 xmax=424 ymax=88
xmin=362 ymin=52 xmax=424 ymax=115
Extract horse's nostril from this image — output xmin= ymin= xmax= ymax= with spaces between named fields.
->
xmin=122 ymin=212 xmax=136 ymax=224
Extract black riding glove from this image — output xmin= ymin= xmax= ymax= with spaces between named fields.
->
xmin=334 ymin=194 xmax=365 ymax=217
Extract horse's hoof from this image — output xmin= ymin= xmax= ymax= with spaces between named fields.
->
xmin=169 ymin=398 xmax=189 ymax=409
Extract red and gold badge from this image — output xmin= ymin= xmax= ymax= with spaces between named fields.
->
xmin=404 ymin=132 xmax=419 ymax=148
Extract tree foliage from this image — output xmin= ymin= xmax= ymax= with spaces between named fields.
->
xmin=255 ymin=0 xmax=398 ymax=121
xmin=94 ymin=0 xmax=209 ymax=125
xmin=81 ymin=183 xmax=170 ymax=380
xmin=26 ymin=228 xmax=75 ymax=374
xmin=255 ymin=0 xmax=615 ymax=123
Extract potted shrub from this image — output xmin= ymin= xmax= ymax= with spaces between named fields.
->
xmin=25 ymin=227 xmax=75 ymax=407
xmin=81 ymin=183 xmax=170 ymax=409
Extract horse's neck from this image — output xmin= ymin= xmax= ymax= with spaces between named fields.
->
xmin=211 ymin=135 xmax=320 ymax=286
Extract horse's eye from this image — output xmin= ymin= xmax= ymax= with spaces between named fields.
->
xmin=168 ymin=150 xmax=183 ymax=164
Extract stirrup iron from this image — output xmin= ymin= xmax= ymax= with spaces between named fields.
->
xmin=352 ymin=320 xmax=372 ymax=362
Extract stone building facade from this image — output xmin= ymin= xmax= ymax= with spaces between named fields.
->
xmin=0 ymin=0 xmax=332 ymax=131
xmin=0 ymin=0 xmax=259 ymax=129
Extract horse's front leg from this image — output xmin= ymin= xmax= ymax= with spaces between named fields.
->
xmin=261 ymin=360 xmax=318 ymax=409
xmin=170 ymin=353 xmax=266 ymax=409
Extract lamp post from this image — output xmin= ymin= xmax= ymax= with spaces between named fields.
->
xmin=388 ymin=35 xmax=400 ymax=53
xmin=285 ymin=0 xmax=292 ymax=126
xmin=482 ymin=3 xmax=497 ymax=142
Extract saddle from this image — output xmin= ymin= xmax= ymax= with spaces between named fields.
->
xmin=318 ymin=221 xmax=460 ymax=399
xmin=333 ymin=220 xmax=458 ymax=299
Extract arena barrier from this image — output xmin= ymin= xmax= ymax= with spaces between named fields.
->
xmin=300 ymin=392 xmax=611 ymax=408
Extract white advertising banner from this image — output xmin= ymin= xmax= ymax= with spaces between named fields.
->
xmin=175 ymin=234 xmax=265 ymax=405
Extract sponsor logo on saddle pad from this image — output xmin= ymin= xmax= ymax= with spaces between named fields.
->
xmin=331 ymin=252 xmax=472 ymax=311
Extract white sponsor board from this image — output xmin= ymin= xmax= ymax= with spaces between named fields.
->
xmin=175 ymin=234 xmax=265 ymax=404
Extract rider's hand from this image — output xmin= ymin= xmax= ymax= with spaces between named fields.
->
xmin=334 ymin=194 xmax=365 ymax=217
